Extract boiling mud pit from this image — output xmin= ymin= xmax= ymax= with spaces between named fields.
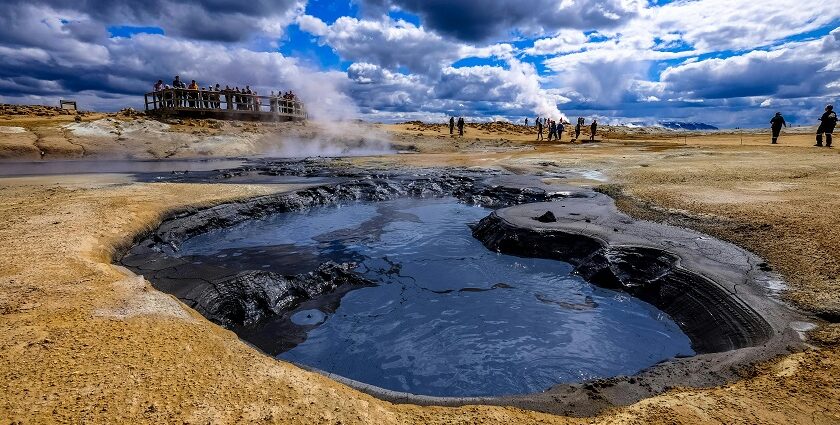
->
xmin=172 ymin=197 xmax=693 ymax=397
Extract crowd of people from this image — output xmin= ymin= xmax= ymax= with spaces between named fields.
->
xmin=534 ymin=116 xmax=596 ymax=142
xmin=151 ymin=76 xmax=300 ymax=114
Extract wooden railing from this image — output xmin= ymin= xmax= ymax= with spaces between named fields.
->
xmin=144 ymin=88 xmax=307 ymax=119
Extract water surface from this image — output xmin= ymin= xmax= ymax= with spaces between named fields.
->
xmin=178 ymin=197 xmax=694 ymax=397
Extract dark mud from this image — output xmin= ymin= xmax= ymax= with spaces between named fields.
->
xmin=119 ymin=162 xmax=809 ymax=416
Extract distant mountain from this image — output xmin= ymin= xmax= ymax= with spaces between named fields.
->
xmin=658 ymin=121 xmax=719 ymax=131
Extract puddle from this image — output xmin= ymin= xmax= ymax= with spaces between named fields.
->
xmin=176 ymin=197 xmax=693 ymax=397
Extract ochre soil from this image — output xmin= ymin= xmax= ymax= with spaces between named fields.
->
xmin=1 ymin=112 xmax=839 ymax=423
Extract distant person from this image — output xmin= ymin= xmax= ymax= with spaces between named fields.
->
xmin=449 ymin=116 xmax=455 ymax=135
xmin=214 ymin=84 xmax=222 ymax=108
xmin=557 ymin=121 xmax=565 ymax=141
xmin=537 ymin=119 xmax=544 ymax=141
xmin=816 ymin=104 xmax=837 ymax=147
xmin=535 ymin=116 xmax=540 ymax=127
xmin=525 ymin=118 xmax=529 ymax=126
xmin=224 ymin=85 xmax=233 ymax=110
xmin=574 ymin=118 xmax=582 ymax=141
xmin=153 ymin=80 xmax=164 ymax=108
xmin=457 ymin=117 xmax=465 ymax=136
xmin=770 ymin=112 xmax=787 ymax=144
xmin=590 ymin=119 xmax=598 ymax=141
xmin=548 ymin=120 xmax=556 ymax=141
xmin=172 ymin=75 xmax=185 ymax=107
xmin=187 ymin=80 xmax=199 ymax=108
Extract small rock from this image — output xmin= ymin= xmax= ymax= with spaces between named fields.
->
xmin=535 ymin=211 xmax=557 ymax=223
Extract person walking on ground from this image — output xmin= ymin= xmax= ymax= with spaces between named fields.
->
xmin=457 ymin=117 xmax=465 ymax=136
xmin=574 ymin=118 xmax=582 ymax=141
xmin=816 ymin=105 xmax=837 ymax=147
xmin=449 ymin=116 xmax=455 ymax=135
xmin=548 ymin=120 xmax=556 ymax=141
xmin=535 ymin=116 xmax=540 ymax=127
xmin=770 ymin=112 xmax=787 ymax=144
xmin=557 ymin=121 xmax=565 ymax=141
xmin=525 ymin=118 xmax=529 ymax=126
xmin=590 ymin=119 xmax=598 ymax=141
xmin=537 ymin=118 xmax=544 ymax=141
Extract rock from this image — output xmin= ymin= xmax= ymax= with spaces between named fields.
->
xmin=535 ymin=211 xmax=557 ymax=223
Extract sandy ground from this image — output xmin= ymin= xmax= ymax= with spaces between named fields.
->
xmin=1 ymin=110 xmax=839 ymax=423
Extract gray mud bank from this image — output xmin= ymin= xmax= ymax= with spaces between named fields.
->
xmin=119 ymin=163 xmax=809 ymax=416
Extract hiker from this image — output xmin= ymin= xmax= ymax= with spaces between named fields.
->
xmin=770 ymin=112 xmax=787 ymax=144
xmin=537 ymin=119 xmax=544 ymax=141
xmin=535 ymin=116 xmax=540 ymax=127
xmin=816 ymin=105 xmax=837 ymax=147
xmin=224 ymin=85 xmax=232 ymax=110
xmin=525 ymin=118 xmax=528 ymax=126
xmin=449 ymin=116 xmax=455 ymax=135
xmin=557 ymin=121 xmax=565 ymax=141
xmin=457 ymin=117 xmax=465 ymax=136
xmin=590 ymin=119 xmax=598 ymax=141
xmin=548 ymin=120 xmax=556 ymax=141
xmin=574 ymin=118 xmax=582 ymax=141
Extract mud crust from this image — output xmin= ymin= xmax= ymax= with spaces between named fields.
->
xmin=119 ymin=167 xmax=809 ymax=417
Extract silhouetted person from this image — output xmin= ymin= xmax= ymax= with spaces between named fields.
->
xmin=590 ymin=120 xmax=598 ymax=141
xmin=537 ymin=119 xmax=544 ymax=141
xmin=770 ymin=112 xmax=787 ymax=144
xmin=449 ymin=116 xmax=455 ymax=135
xmin=816 ymin=105 xmax=837 ymax=147
xmin=557 ymin=121 xmax=564 ymax=141
xmin=457 ymin=117 xmax=465 ymax=136
xmin=548 ymin=120 xmax=556 ymax=141
xmin=574 ymin=118 xmax=582 ymax=141
xmin=525 ymin=118 xmax=529 ymax=126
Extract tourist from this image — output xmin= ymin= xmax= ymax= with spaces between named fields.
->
xmin=214 ymin=84 xmax=222 ymax=109
xmin=234 ymin=87 xmax=242 ymax=110
xmin=557 ymin=121 xmax=565 ymax=141
xmin=224 ymin=85 xmax=233 ymax=110
xmin=549 ymin=120 xmax=557 ymax=141
xmin=245 ymin=86 xmax=253 ymax=111
xmin=270 ymin=91 xmax=277 ymax=112
xmin=574 ymin=118 xmax=582 ymax=141
xmin=449 ymin=116 xmax=455 ymax=135
xmin=770 ymin=112 xmax=787 ymax=144
xmin=152 ymin=80 xmax=163 ymax=108
xmin=188 ymin=80 xmax=199 ymax=108
xmin=457 ymin=117 xmax=465 ymax=136
xmin=590 ymin=119 xmax=598 ymax=141
xmin=537 ymin=118 xmax=544 ymax=141
xmin=172 ymin=75 xmax=185 ymax=107
xmin=816 ymin=105 xmax=836 ymax=147
xmin=163 ymin=84 xmax=173 ymax=107
xmin=525 ymin=117 xmax=529 ymax=127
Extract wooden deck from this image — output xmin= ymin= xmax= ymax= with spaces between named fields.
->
xmin=144 ymin=88 xmax=307 ymax=122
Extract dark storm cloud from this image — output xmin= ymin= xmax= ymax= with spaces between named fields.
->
xmin=3 ymin=0 xmax=304 ymax=42
xmin=356 ymin=0 xmax=640 ymax=42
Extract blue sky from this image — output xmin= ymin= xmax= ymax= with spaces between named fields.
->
xmin=1 ymin=0 xmax=838 ymax=127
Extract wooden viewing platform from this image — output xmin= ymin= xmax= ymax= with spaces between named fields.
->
xmin=144 ymin=88 xmax=307 ymax=122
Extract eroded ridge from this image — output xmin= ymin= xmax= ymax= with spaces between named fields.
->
xmin=473 ymin=215 xmax=772 ymax=353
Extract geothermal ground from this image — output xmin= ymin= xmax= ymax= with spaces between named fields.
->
xmin=1 ymin=106 xmax=839 ymax=424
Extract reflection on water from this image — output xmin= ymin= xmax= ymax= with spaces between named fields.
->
xmin=178 ymin=197 xmax=694 ymax=397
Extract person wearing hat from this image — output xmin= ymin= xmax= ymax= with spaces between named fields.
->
xmin=816 ymin=104 xmax=837 ymax=147
xmin=770 ymin=112 xmax=787 ymax=144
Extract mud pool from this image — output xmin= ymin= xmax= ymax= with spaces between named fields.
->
xmin=174 ymin=197 xmax=693 ymax=397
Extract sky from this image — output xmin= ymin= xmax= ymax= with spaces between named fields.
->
xmin=0 ymin=0 xmax=838 ymax=127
